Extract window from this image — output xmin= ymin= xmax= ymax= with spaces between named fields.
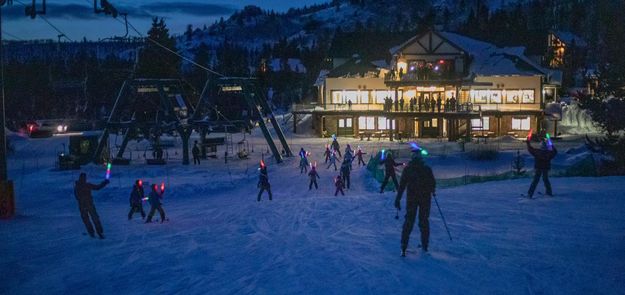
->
xmin=331 ymin=91 xmax=343 ymax=104
xmin=490 ymin=90 xmax=502 ymax=103
xmin=338 ymin=118 xmax=352 ymax=128
xmin=512 ymin=116 xmax=531 ymax=130
xmin=344 ymin=91 xmax=359 ymax=104
xmin=378 ymin=117 xmax=395 ymax=130
xmin=374 ymin=90 xmax=399 ymax=104
xmin=359 ymin=116 xmax=375 ymax=130
xmin=359 ymin=90 xmax=370 ymax=104
xmin=470 ymin=90 xmax=489 ymax=103
xmin=471 ymin=117 xmax=490 ymax=130
xmin=522 ymin=90 xmax=535 ymax=103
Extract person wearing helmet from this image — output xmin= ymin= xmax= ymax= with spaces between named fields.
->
xmin=128 ymin=179 xmax=146 ymax=220
xmin=395 ymin=145 xmax=436 ymax=256
xmin=257 ymin=163 xmax=272 ymax=201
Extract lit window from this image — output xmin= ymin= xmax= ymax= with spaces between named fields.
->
xmin=359 ymin=116 xmax=375 ymax=130
xmin=512 ymin=116 xmax=531 ymax=130
xmin=490 ymin=90 xmax=502 ymax=103
xmin=471 ymin=117 xmax=490 ymax=130
xmin=506 ymin=90 xmax=521 ymax=103
xmin=331 ymin=91 xmax=343 ymax=104
xmin=378 ymin=117 xmax=395 ymax=130
xmin=522 ymin=90 xmax=535 ymax=103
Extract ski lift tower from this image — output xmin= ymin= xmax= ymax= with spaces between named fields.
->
xmin=192 ymin=77 xmax=292 ymax=163
xmin=93 ymin=79 xmax=194 ymax=165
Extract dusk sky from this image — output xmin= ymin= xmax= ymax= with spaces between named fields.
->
xmin=1 ymin=0 xmax=326 ymax=41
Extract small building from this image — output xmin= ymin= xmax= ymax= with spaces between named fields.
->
xmin=293 ymin=30 xmax=561 ymax=141
xmin=547 ymin=30 xmax=588 ymax=69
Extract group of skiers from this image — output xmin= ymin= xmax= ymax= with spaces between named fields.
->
xmin=73 ymin=173 xmax=168 ymax=240
xmin=75 ymin=132 xmax=558 ymax=259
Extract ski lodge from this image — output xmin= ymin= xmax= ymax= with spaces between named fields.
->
xmin=293 ymin=30 xmax=561 ymax=141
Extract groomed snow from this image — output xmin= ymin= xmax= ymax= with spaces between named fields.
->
xmin=1 ymin=133 xmax=624 ymax=294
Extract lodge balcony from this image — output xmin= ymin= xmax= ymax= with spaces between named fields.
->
xmin=291 ymin=102 xmax=542 ymax=118
xmin=383 ymin=71 xmax=466 ymax=87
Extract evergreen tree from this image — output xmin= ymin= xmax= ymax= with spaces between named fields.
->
xmin=136 ymin=17 xmax=181 ymax=78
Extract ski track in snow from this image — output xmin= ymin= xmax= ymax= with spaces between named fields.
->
xmin=1 ymin=134 xmax=624 ymax=294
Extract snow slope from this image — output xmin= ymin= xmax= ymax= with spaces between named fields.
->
xmin=1 ymin=134 xmax=624 ymax=294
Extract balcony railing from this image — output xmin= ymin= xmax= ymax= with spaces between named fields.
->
xmin=384 ymin=71 xmax=461 ymax=83
xmin=292 ymin=102 xmax=478 ymax=113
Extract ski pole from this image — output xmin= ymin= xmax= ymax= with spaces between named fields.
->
xmin=395 ymin=209 xmax=399 ymax=220
xmin=433 ymin=193 xmax=452 ymax=241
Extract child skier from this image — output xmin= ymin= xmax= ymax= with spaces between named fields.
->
xmin=331 ymin=136 xmax=342 ymax=157
xmin=128 ymin=179 xmax=146 ymax=220
xmin=356 ymin=146 xmax=367 ymax=167
xmin=308 ymin=165 xmax=320 ymax=190
xmin=340 ymin=157 xmax=351 ymax=189
xmin=326 ymin=150 xmax=338 ymax=171
xmin=380 ymin=151 xmax=403 ymax=193
xmin=257 ymin=161 xmax=272 ymax=201
xmin=334 ymin=175 xmax=345 ymax=196
xmin=146 ymin=183 xmax=166 ymax=223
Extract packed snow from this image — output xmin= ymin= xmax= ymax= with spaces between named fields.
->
xmin=1 ymin=131 xmax=624 ymax=294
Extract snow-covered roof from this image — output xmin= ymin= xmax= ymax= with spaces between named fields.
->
xmin=551 ymin=30 xmax=588 ymax=47
xmin=438 ymin=32 xmax=550 ymax=77
xmin=314 ymin=70 xmax=330 ymax=87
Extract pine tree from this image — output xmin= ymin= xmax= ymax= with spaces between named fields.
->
xmin=511 ymin=150 xmax=526 ymax=176
xmin=136 ymin=17 xmax=181 ymax=78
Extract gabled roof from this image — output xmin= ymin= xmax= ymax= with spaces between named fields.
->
xmin=438 ymin=32 xmax=550 ymax=77
xmin=550 ymin=30 xmax=588 ymax=47
xmin=389 ymin=29 xmax=464 ymax=56
xmin=326 ymin=57 xmax=380 ymax=78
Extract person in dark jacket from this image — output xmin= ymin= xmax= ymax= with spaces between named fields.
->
xmin=380 ymin=152 xmax=403 ymax=193
xmin=74 ymin=173 xmax=109 ymax=238
xmin=308 ymin=165 xmax=320 ymax=190
xmin=395 ymin=149 xmax=436 ymax=256
xmin=257 ymin=163 xmax=272 ymax=201
xmin=192 ymin=141 xmax=201 ymax=165
xmin=340 ymin=158 xmax=351 ymax=189
xmin=145 ymin=184 xmax=166 ymax=223
xmin=527 ymin=138 xmax=558 ymax=198
xmin=334 ymin=175 xmax=345 ymax=196
xmin=356 ymin=147 xmax=367 ymax=167
xmin=299 ymin=148 xmax=309 ymax=174
xmin=327 ymin=150 xmax=338 ymax=171
xmin=324 ymin=145 xmax=331 ymax=163
xmin=331 ymin=137 xmax=342 ymax=157
xmin=128 ymin=179 xmax=146 ymax=220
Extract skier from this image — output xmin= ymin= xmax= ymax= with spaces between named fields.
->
xmin=380 ymin=151 xmax=403 ymax=193
xmin=192 ymin=140 xmax=201 ymax=165
xmin=526 ymin=137 xmax=558 ymax=198
xmin=74 ymin=173 xmax=109 ymax=239
xmin=356 ymin=146 xmax=367 ymax=167
xmin=331 ymin=136 xmax=342 ymax=157
xmin=308 ymin=165 xmax=320 ymax=190
xmin=145 ymin=184 xmax=166 ymax=223
xmin=128 ymin=179 xmax=146 ymax=220
xmin=324 ymin=145 xmax=331 ymax=163
xmin=395 ymin=145 xmax=436 ymax=256
xmin=257 ymin=161 xmax=272 ymax=201
xmin=299 ymin=148 xmax=309 ymax=174
xmin=340 ymin=157 xmax=351 ymax=189
xmin=344 ymin=144 xmax=354 ymax=168
xmin=327 ymin=150 xmax=338 ymax=171
xmin=334 ymin=175 xmax=345 ymax=196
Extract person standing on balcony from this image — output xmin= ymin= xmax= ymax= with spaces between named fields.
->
xmin=450 ymin=96 xmax=457 ymax=112
xmin=437 ymin=96 xmax=442 ymax=113
xmin=445 ymin=98 xmax=450 ymax=112
xmin=399 ymin=97 xmax=405 ymax=112
xmin=348 ymin=99 xmax=353 ymax=110
xmin=399 ymin=67 xmax=404 ymax=80
xmin=424 ymin=97 xmax=431 ymax=112
xmin=418 ymin=95 xmax=423 ymax=112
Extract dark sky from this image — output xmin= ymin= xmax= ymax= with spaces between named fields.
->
xmin=2 ymin=0 xmax=326 ymax=41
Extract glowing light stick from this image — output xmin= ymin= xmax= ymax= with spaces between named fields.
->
xmin=380 ymin=149 xmax=386 ymax=160
xmin=527 ymin=129 xmax=533 ymax=141
xmin=260 ymin=159 xmax=266 ymax=169
xmin=160 ymin=182 xmax=165 ymax=192
xmin=138 ymin=179 xmax=143 ymax=187
xmin=332 ymin=134 xmax=336 ymax=140
xmin=314 ymin=161 xmax=317 ymax=168
xmin=105 ymin=163 xmax=112 ymax=180
xmin=421 ymin=149 xmax=429 ymax=156
xmin=546 ymin=133 xmax=553 ymax=149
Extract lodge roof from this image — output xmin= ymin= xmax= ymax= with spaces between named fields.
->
xmin=550 ymin=30 xmax=588 ymax=47
xmin=326 ymin=56 xmax=380 ymax=78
